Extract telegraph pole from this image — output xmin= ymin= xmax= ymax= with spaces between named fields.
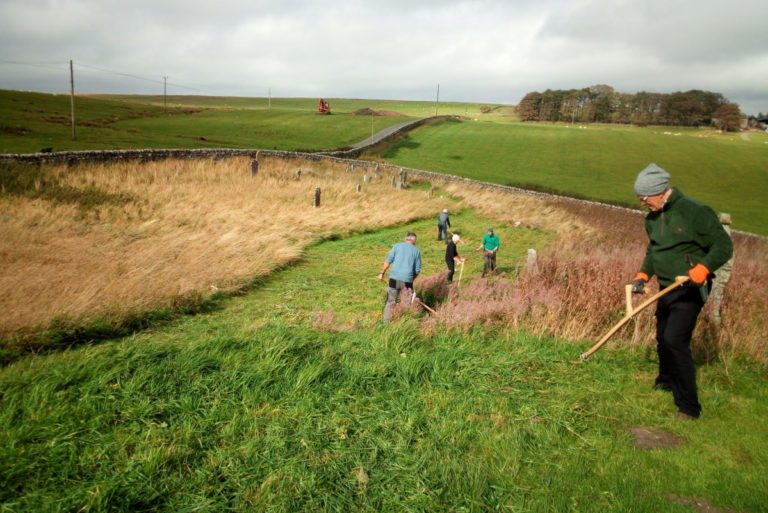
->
xmin=162 ymin=75 xmax=168 ymax=112
xmin=268 ymin=88 xmax=271 ymax=109
xmin=69 ymin=59 xmax=76 ymax=140
xmin=434 ymin=83 xmax=440 ymax=116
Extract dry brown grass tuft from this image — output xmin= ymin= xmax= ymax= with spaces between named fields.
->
xmin=0 ymin=157 xmax=451 ymax=342
xmin=422 ymin=181 xmax=766 ymax=362
xmin=443 ymin=182 xmax=601 ymax=237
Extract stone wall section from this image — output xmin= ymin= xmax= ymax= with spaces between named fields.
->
xmin=1 ymin=118 xmax=762 ymax=240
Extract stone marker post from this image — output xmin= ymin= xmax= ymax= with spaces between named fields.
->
xmin=526 ymin=249 xmax=539 ymax=274
xmin=314 ymin=187 xmax=321 ymax=207
xmin=710 ymin=213 xmax=733 ymax=327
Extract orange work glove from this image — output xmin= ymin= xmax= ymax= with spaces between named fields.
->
xmin=630 ymin=272 xmax=650 ymax=294
xmin=688 ymin=263 xmax=710 ymax=285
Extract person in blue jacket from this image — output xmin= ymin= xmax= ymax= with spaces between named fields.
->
xmin=377 ymin=232 xmax=422 ymax=322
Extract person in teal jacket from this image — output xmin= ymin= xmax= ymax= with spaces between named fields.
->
xmin=475 ymin=227 xmax=500 ymax=277
xmin=629 ymin=163 xmax=733 ymax=420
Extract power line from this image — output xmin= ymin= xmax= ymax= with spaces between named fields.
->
xmin=0 ymin=58 xmax=216 ymax=94
xmin=75 ymin=62 xmax=166 ymax=85
xmin=75 ymin=62 xmax=211 ymax=93
xmin=0 ymin=58 xmax=68 ymax=70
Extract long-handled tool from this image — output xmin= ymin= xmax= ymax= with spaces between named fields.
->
xmin=410 ymin=289 xmax=437 ymax=314
xmin=579 ymin=276 xmax=690 ymax=361
xmin=457 ymin=260 xmax=465 ymax=286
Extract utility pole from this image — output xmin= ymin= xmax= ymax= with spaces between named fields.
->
xmin=434 ymin=83 xmax=440 ymax=116
xmin=162 ymin=75 xmax=168 ymax=112
xmin=268 ymin=88 xmax=271 ymax=109
xmin=69 ymin=59 xmax=76 ymax=140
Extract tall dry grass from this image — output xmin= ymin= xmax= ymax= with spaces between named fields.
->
xmin=429 ymin=182 xmax=767 ymax=362
xmin=2 ymin=158 xmax=765 ymax=362
xmin=0 ymin=157 xmax=451 ymax=346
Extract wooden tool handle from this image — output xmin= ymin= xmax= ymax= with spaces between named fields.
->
xmin=624 ymin=283 xmax=633 ymax=316
xmin=580 ymin=276 xmax=690 ymax=361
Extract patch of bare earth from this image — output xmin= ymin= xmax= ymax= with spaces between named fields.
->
xmin=353 ymin=108 xmax=408 ymax=117
xmin=666 ymin=495 xmax=743 ymax=513
xmin=627 ymin=426 xmax=684 ymax=449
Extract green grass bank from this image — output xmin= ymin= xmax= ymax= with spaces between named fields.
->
xmin=2 ymin=215 xmax=766 ymax=512
xmin=376 ymin=119 xmax=768 ymax=235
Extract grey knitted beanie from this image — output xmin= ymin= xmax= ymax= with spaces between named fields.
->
xmin=634 ymin=163 xmax=671 ymax=196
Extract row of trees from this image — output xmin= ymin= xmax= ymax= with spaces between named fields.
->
xmin=517 ymin=85 xmax=742 ymax=130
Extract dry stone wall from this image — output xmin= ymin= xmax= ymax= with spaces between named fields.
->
xmin=1 ymin=116 xmax=761 ymax=240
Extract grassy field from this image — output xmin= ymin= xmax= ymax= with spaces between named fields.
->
xmin=374 ymin=119 xmax=768 ymax=235
xmin=1 ymin=146 xmax=766 ymax=510
xmin=0 ymin=156 xmax=458 ymax=355
xmin=98 ymin=95 xmax=493 ymax=118
xmin=0 ymin=90 xmax=495 ymax=154
xmin=2 ymin=217 xmax=766 ymax=512
xmin=4 ymin=89 xmax=765 ymax=234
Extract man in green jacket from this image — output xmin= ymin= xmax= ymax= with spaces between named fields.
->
xmin=630 ymin=163 xmax=733 ymax=420
xmin=475 ymin=227 xmax=500 ymax=277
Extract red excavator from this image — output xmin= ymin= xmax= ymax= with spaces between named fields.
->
xmin=316 ymin=98 xmax=331 ymax=114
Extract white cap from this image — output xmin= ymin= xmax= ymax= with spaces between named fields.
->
xmin=452 ymin=234 xmax=460 ymax=243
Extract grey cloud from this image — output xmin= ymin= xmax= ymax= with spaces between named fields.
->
xmin=1 ymin=0 xmax=766 ymax=114
xmin=537 ymin=0 xmax=767 ymax=65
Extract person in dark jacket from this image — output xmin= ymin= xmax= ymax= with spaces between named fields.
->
xmin=437 ymin=209 xmax=451 ymax=242
xmin=629 ymin=163 xmax=733 ymax=420
xmin=445 ymin=233 xmax=466 ymax=283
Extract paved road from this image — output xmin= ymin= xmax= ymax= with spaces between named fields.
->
xmin=348 ymin=119 xmax=426 ymax=150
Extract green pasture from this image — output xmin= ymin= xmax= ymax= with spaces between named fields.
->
xmin=1 ymin=90 xmax=447 ymax=154
xmin=2 ymin=215 xmax=766 ymax=512
xmin=99 ymin=94 xmax=495 ymax=118
xmin=0 ymin=90 xmax=497 ymax=154
xmin=376 ymin=119 xmax=768 ymax=235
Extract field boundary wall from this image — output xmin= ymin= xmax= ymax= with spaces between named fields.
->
xmin=1 ymin=125 xmax=762 ymax=241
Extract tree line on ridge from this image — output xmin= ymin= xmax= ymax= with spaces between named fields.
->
xmin=518 ymin=84 xmax=743 ymax=130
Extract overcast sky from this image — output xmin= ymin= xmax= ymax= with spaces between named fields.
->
xmin=1 ymin=0 xmax=766 ymax=114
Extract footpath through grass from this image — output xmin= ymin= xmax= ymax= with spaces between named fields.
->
xmin=2 ymin=214 xmax=767 ymax=512
xmin=377 ymin=119 xmax=768 ymax=235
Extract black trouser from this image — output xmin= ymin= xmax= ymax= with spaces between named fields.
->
xmin=437 ymin=224 xmax=448 ymax=242
xmin=446 ymin=259 xmax=455 ymax=282
xmin=482 ymin=251 xmax=496 ymax=276
xmin=655 ymin=285 xmax=705 ymax=417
